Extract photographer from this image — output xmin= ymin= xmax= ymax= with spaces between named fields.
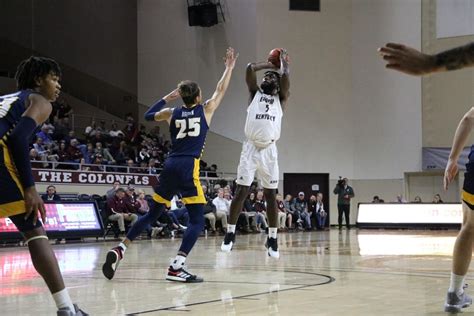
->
xmin=333 ymin=177 xmax=355 ymax=230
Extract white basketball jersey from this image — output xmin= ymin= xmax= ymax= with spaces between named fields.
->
xmin=244 ymin=90 xmax=283 ymax=148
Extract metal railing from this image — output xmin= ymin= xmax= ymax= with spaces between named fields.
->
xmin=70 ymin=113 xmax=127 ymax=134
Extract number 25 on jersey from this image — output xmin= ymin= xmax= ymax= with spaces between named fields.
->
xmin=175 ymin=117 xmax=201 ymax=139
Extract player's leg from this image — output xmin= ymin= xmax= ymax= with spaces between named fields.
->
xmin=103 ymin=160 xmax=178 ymax=280
xmin=220 ymin=185 xmax=249 ymax=251
xmin=166 ymin=203 xmax=205 ymax=283
xmin=445 ymin=201 xmax=474 ymax=312
xmin=221 ymin=142 xmax=256 ymax=252
xmin=167 ymin=158 xmax=206 ymax=282
xmin=260 ymin=144 xmax=280 ymax=258
xmin=102 ymin=200 xmax=166 ymax=280
xmin=8 ymin=213 xmax=87 ymax=315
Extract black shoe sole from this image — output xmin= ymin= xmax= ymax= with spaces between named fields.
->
xmin=166 ymin=275 xmax=204 ymax=283
xmin=102 ymin=251 xmax=118 ymax=280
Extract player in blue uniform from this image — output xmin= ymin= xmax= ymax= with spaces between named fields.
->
xmin=102 ymin=47 xmax=238 ymax=282
xmin=0 ymin=57 xmax=87 ymax=315
xmin=378 ymin=41 xmax=474 ymax=313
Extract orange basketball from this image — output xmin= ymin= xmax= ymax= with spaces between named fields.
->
xmin=267 ymin=48 xmax=282 ymax=68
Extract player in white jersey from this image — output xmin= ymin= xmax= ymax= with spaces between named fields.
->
xmin=221 ymin=50 xmax=290 ymax=258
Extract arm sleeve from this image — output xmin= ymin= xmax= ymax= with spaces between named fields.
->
xmin=144 ymin=99 xmax=166 ymax=121
xmin=7 ymin=116 xmax=38 ymax=188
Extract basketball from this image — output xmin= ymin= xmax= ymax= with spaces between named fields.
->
xmin=268 ymin=48 xmax=282 ymax=68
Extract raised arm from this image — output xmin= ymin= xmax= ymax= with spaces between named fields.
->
xmin=444 ymin=107 xmax=474 ymax=189
xmin=204 ymin=47 xmax=238 ymax=124
xmin=279 ymin=49 xmax=290 ymax=109
xmin=378 ymin=42 xmax=474 ymax=76
xmin=246 ymin=61 xmax=277 ymax=101
xmin=144 ymin=89 xmax=180 ymax=124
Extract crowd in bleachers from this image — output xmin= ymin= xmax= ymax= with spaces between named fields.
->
xmin=371 ymin=193 xmax=445 ymax=204
xmin=29 ymin=97 xmax=218 ymax=175
xmin=101 ymin=180 xmax=329 ymax=240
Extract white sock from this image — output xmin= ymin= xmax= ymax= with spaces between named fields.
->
xmin=52 ymin=288 xmax=75 ymax=312
xmin=171 ymin=254 xmax=186 ymax=270
xmin=227 ymin=224 xmax=236 ymax=234
xmin=118 ymin=242 xmax=127 ymax=254
xmin=449 ymin=272 xmax=466 ymax=295
xmin=269 ymin=227 xmax=278 ymax=239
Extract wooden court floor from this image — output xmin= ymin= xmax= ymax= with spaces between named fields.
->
xmin=0 ymin=229 xmax=465 ymax=315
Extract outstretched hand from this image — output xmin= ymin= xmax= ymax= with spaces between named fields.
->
xmin=444 ymin=158 xmax=459 ymax=190
xmin=163 ymin=88 xmax=181 ymax=103
xmin=224 ymin=47 xmax=239 ymax=69
xmin=279 ymin=49 xmax=289 ymax=65
xmin=378 ymin=43 xmax=436 ymax=76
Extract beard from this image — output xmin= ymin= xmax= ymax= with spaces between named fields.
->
xmin=261 ymin=81 xmax=277 ymax=95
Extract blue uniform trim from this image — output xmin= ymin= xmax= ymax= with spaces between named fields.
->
xmin=144 ymin=99 xmax=166 ymax=121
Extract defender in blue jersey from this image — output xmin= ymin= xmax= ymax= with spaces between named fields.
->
xmin=0 ymin=57 xmax=87 ymax=315
xmin=103 ymin=47 xmax=238 ymax=282
xmin=378 ymin=41 xmax=474 ymax=312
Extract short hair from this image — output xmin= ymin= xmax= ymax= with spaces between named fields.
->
xmin=263 ymin=71 xmax=281 ymax=80
xmin=116 ymin=188 xmax=125 ymax=194
xmin=178 ymin=80 xmax=200 ymax=106
xmin=15 ymin=56 xmax=61 ymax=90
xmin=47 ymin=185 xmax=56 ymax=190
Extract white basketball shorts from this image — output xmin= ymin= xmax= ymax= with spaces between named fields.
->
xmin=236 ymin=141 xmax=279 ymax=189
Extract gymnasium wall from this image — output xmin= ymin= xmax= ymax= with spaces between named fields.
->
xmin=0 ymin=0 xmax=138 ymax=95
xmin=138 ymin=0 xmax=423 ymax=224
xmin=421 ymin=0 xmax=474 ymax=147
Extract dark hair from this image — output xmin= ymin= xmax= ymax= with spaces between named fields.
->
xmin=263 ymin=71 xmax=281 ymax=80
xmin=178 ymin=80 xmax=200 ymax=106
xmin=15 ymin=56 xmax=61 ymax=90
xmin=47 ymin=185 xmax=56 ymax=190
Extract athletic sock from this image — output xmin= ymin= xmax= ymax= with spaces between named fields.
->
xmin=171 ymin=254 xmax=187 ymax=270
xmin=52 ymin=288 xmax=75 ymax=312
xmin=449 ymin=272 xmax=466 ymax=295
xmin=118 ymin=242 xmax=127 ymax=255
xmin=227 ymin=224 xmax=236 ymax=234
xmin=269 ymin=227 xmax=278 ymax=239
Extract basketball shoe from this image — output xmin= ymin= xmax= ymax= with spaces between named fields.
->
xmin=221 ymin=232 xmax=235 ymax=252
xmin=102 ymin=246 xmax=124 ymax=280
xmin=166 ymin=266 xmax=203 ymax=283
xmin=265 ymin=237 xmax=279 ymax=259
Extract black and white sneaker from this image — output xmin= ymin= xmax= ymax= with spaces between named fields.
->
xmin=166 ymin=266 xmax=203 ymax=283
xmin=102 ymin=247 xmax=123 ymax=280
xmin=265 ymin=237 xmax=280 ymax=259
xmin=220 ymin=232 xmax=235 ymax=252
xmin=57 ymin=304 xmax=89 ymax=316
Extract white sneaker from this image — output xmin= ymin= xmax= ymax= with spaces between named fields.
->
xmin=265 ymin=237 xmax=280 ymax=259
xmin=221 ymin=232 xmax=235 ymax=252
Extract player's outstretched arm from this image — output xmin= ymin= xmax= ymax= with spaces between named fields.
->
xmin=204 ymin=47 xmax=238 ymax=121
xmin=144 ymin=89 xmax=180 ymax=124
xmin=444 ymin=107 xmax=474 ymax=190
xmin=246 ymin=61 xmax=278 ymax=98
xmin=378 ymin=42 xmax=474 ymax=76
xmin=279 ymin=49 xmax=290 ymax=109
